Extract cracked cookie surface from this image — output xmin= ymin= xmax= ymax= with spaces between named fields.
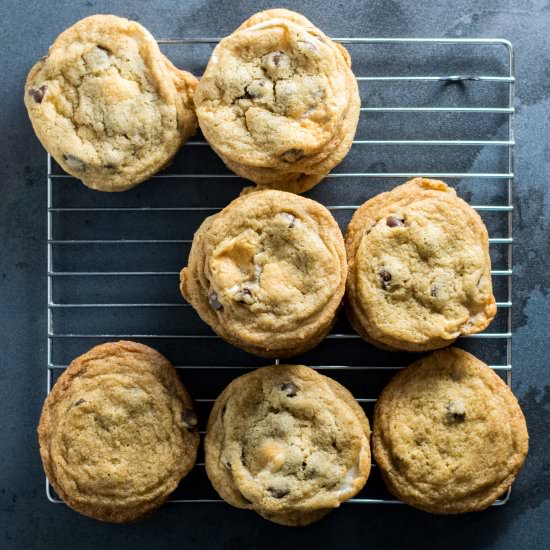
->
xmin=345 ymin=178 xmax=496 ymax=351
xmin=180 ymin=189 xmax=346 ymax=357
xmin=24 ymin=14 xmax=197 ymax=191
xmin=194 ymin=9 xmax=360 ymax=193
xmin=205 ymin=364 xmax=371 ymax=526
xmin=38 ymin=341 xmax=199 ymax=522
xmin=373 ymin=348 xmax=528 ymax=514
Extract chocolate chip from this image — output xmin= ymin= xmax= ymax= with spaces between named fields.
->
xmin=73 ymin=398 xmax=86 ymax=407
xmin=62 ymin=154 xmax=85 ymax=172
xmin=235 ymin=287 xmax=255 ymax=305
xmin=242 ymin=79 xmax=269 ymax=101
xmin=386 ymin=215 xmax=404 ymax=227
xmin=445 ymin=399 xmax=466 ymax=423
xmin=208 ymin=291 xmax=223 ymax=310
xmin=451 ymin=370 xmax=462 ymax=382
xmin=29 ymin=85 xmax=47 ymax=103
xmin=305 ymin=468 xmax=316 ymax=479
xmin=280 ymin=381 xmax=299 ymax=397
xmin=262 ymin=51 xmax=290 ymax=76
xmin=379 ymin=269 xmax=392 ymax=289
xmin=181 ymin=408 xmax=198 ymax=431
xmin=97 ymin=45 xmax=111 ymax=53
xmin=244 ymin=85 xmax=259 ymax=99
xmin=280 ymin=149 xmax=304 ymax=163
xmin=268 ymin=487 xmax=289 ymax=499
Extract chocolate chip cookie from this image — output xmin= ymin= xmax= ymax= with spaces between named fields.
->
xmin=373 ymin=347 xmax=528 ymax=514
xmin=25 ymin=15 xmax=198 ymax=192
xmin=345 ymin=178 xmax=497 ymax=351
xmin=194 ymin=9 xmax=360 ymax=193
xmin=180 ymin=189 xmax=347 ymax=357
xmin=205 ymin=364 xmax=371 ymax=526
xmin=38 ymin=341 xmax=199 ymax=522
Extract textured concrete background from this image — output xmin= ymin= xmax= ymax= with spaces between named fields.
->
xmin=1 ymin=0 xmax=549 ymax=548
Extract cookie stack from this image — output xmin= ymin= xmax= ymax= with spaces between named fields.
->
xmin=373 ymin=347 xmax=528 ymax=514
xmin=39 ymin=341 xmax=199 ymax=522
xmin=194 ymin=9 xmax=361 ymax=193
xmin=205 ymin=365 xmax=371 ymax=526
xmin=25 ymin=15 xmax=198 ymax=192
xmin=28 ymin=9 xmax=528 ymax=527
xmin=345 ymin=177 xmax=497 ymax=351
xmin=180 ymin=189 xmax=347 ymax=358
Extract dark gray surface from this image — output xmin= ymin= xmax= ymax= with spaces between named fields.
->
xmin=1 ymin=0 xmax=549 ymax=548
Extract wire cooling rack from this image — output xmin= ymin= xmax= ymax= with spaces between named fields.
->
xmin=45 ymin=37 xmax=514 ymax=507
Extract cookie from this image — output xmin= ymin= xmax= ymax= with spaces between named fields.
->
xmin=205 ymin=364 xmax=371 ymax=526
xmin=373 ymin=348 xmax=528 ymax=514
xmin=345 ymin=178 xmax=497 ymax=351
xmin=38 ymin=341 xmax=199 ymax=522
xmin=194 ymin=9 xmax=360 ymax=194
xmin=24 ymin=15 xmax=198 ymax=192
xmin=180 ymin=189 xmax=347 ymax=357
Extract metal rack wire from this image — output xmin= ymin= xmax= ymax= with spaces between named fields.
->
xmin=45 ymin=37 xmax=514 ymax=506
